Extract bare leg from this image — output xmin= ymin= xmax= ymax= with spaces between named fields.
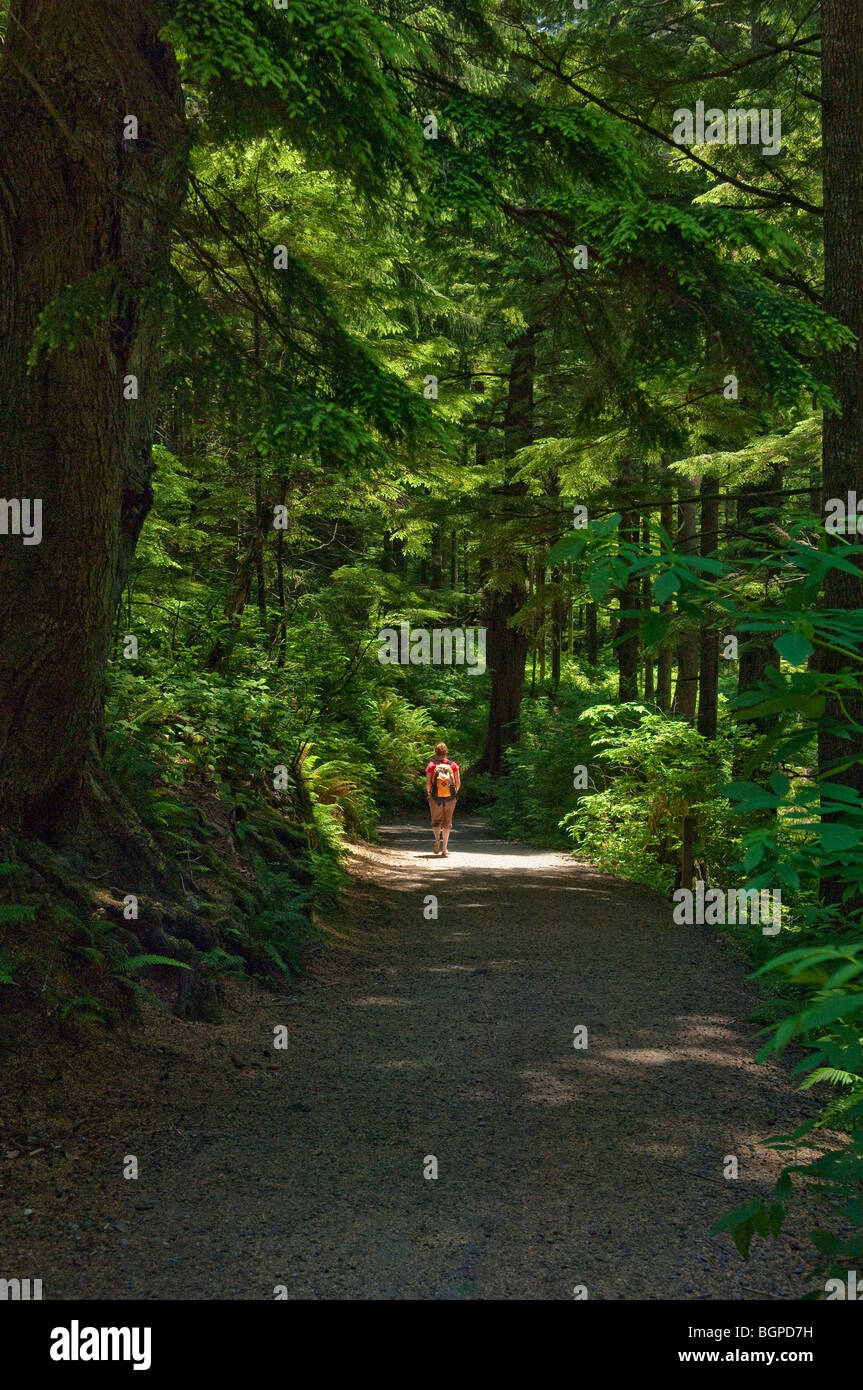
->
xmin=441 ymin=826 xmax=451 ymax=855
xmin=429 ymin=795 xmax=440 ymax=852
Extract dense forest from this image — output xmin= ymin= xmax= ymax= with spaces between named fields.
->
xmin=1 ymin=0 xmax=862 ymax=1311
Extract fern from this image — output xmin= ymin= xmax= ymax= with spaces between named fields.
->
xmin=120 ymin=954 xmax=191 ymax=974
xmin=0 ymin=950 xmax=19 ymax=986
xmin=0 ymin=904 xmax=36 ymax=925
xmin=800 ymin=1067 xmax=859 ymax=1090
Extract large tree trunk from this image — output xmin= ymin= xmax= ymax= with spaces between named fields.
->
xmin=475 ymin=329 xmax=534 ymax=775
xmin=0 ymin=0 xmax=187 ymax=838
xmin=482 ymin=583 xmax=531 ymax=773
xmin=820 ymin=3 xmax=863 ymax=864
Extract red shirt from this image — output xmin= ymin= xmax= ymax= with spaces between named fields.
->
xmin=426 ymin=759 xmax=459 ymax=782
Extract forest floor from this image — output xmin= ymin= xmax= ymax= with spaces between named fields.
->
xmin=2 ymin=814 xmax=824 ymax=1300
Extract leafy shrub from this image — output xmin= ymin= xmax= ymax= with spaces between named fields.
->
xmin=558 ymin=706 xmax=739 ymax=891
xmin=489 ymin=693 xmax=595 ymax=845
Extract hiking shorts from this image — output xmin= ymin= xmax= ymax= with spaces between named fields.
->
xmin=428 ymin=794 xmax=457 ymax=829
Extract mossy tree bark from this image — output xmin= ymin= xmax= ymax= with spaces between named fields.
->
xmin=820 ymin=2 xmax=863 ymax=806
xmin=0 ymin=1 xmax=188 ymax=838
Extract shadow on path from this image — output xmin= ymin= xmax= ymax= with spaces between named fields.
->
xmin=2 ymin=813 xmax=818 ymax=1300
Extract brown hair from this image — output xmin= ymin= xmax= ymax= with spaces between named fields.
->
xmin=434 ymin=742 xmax=448 ymax=758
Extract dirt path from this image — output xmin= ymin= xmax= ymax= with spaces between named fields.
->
xmin=2 ymin=815 xmax=817 ymax=1300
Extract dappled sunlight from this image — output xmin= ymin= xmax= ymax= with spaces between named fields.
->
xmin=517 ymin=1068 xmax=582 ymax=1106
xmin=423 ymin=964 xmax=478 ymax=973
xmin=1 ymin=0 xmax=850 ymax=1313
xmin=348 ymin=995 xmax=415 ymax=1008
xmin=373 ymin=1058 xmax=431 ymax=1071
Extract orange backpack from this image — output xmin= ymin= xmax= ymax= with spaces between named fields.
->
xmin=431 ymin=760 xmax=454 ymax=800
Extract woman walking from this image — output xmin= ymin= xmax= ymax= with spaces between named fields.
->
xmin=425 ymin=741 xmax=460 ymax=857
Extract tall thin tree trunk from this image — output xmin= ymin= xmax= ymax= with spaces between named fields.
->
xmin=736 ymin=465 xmax=784 ymax=734
xmin=548 ymin=475 xmax=564 ymax=690
xmin=586 ymin=602 xmax=598 ymax=667
xmin=431 ymin=528 xmax=443 ymax=589
xmin=275 ymin=480 xmax=287 ymax=669
xmin=529 ymin=560 xmax=537 ymax=696
xmin=551 ymin=570 xmax=564 ymax=690
xmin=254 ymin=469 xmax=267 ymax=622
xmin=672 ymin=480 xmax=700 ymax=722
xmin=539 ymin=562 xmax=547 ymax=687
xmin=641 ymin=497 xmax=654 ymax=701
xmin=656 ymin=460 xmax=675 ymax=712
xmin=615 ymin=460 xmax=640 ymax=702
xmin=206 ymin=501 xmax=271 ymax=669
xmin=252 ymin=312 xmax=267 ymax=623
xmin=697 ymin=477 xmax=721 ymax=738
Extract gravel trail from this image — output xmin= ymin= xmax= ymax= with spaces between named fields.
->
xmin=2 ymin=815 xmax=816 ymax=1299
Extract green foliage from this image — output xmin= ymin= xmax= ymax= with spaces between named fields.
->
xmin=0 ymin=950 xmax=19 ymax=986
xmin=70 ymin=918 xmax=189 ymax=983
xmin=713 ymin=941 xmax=863 ymax=1281
xmin=248 ymin=855 xmax=324 ymax=978
xmin=368 ymin=692 xmax=438 ymax=801
xmin=488 ymin=675 xmax=613 ymax=844
xmin=163 ymin=0 xmax=433 ymax=197
xmin=9 ymin=0 xmax=856 ymax=1295
xmin=558 ymin=707 xmax=738 ymax=891
xmin=123 ymin=954 xmax=193 ymax=974
xmin=26 ymin=265 xmax=143 ymax=369
xmin=593 ymin=494 xmax=863 ymax=1281
xmin=0 ymin=904 xmax=36 ymax=925
xmin=201 ymin=945 xmax=246 ymax=974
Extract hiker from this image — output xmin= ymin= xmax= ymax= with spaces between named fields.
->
xmin=425 ymin=741 xmax=460 ymax=857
